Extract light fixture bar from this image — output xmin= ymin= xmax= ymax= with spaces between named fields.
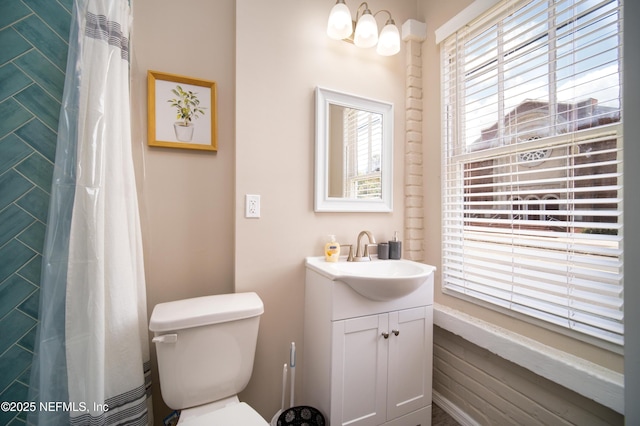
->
xmin=326 ymin=1 xmax=401 ymax=56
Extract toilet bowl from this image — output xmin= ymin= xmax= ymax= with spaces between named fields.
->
xmin=176 ymin=397 xmax=266 ymax=426
xmin=149 ymin=292 xmax=268 ymax=425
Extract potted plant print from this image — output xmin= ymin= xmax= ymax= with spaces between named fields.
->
xmin=168 ymin=85 xmax=206 ymax=142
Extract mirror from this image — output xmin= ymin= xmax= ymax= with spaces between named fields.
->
xmin=315 ymin=87 xmax=393 ymax=212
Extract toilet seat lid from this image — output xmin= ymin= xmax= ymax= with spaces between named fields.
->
xmin=177 ymin=402 xmax=268 ymax=426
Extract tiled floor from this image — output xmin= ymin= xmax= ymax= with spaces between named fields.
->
xmin=433 ymin=403 xmax=461 ymax=426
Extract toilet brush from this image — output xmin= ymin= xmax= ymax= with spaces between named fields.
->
xmin=271 ymin=363 xmax=288 ymax=426
xmin=289 ymin=342 xmax=296 ymax=407
xmin=276 ymin=342 xmax=326 ymax=425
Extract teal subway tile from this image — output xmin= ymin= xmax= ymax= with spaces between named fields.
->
xmin=0 ymin=63 xmax=32 ymax=102
xmin=16 ymin=187 xmax=49 ymax=222
xmin=14 ymin=368 xmax=33 ymax=424
xmin=22 ymin=0 xmax=71 ymax=41
xmin=14 ymin=50 xmax=65 ymax=102
xmin=16 ymin=152 xmax=52 ymax=193
xmin=0 ymin=240 xmax=36 ymax=283
xmin=17 ymin=366 xmax=31 ymax=387
xmin=9 ymin=413 xmax=27 ymax=425
xmin=0 ymin=27 xmax=32 ymax=65
xmin=0 ymin=310 xmax=36 ymax=354
xmin=0 ymin=99 xmax=33 ymax=139
xmin=0 ymin=169 xmax=33 ymax=211
xmin=6 ymin=411 xmax=25 ymax=424
xmin=0 ymin=382 xmax=29 ymax=426
xmin=18 ymin=325 xmax=37 ymax=353
xmin=18 ymin=289 xmax=39 ymax=320
xmin=11 ymin=414 xmax=26 ymax=425
xmin=1 ymin=379 xmax=29 ymax=402
xmin=13 ymin=15 xmax=68 ymax=72
xmin=13 ymin=85 xmax=60 ymax=132
xmin=14 ymin=119 xmax=56 ymax=162
xmin=17 ymin=221 xmax=46 ymax=255
xmin=59 ymin=0 xmax=73 ymax=13
xmin=0 ymin=134 xmax=33 ymax=175
xmin=0 ymin=0 xmax=32 ymax=29
xmin=15 ymin=387 xmax=32 ymax=421
xmin=0 ymin=276 xmax=36 ymax=320
xmin=16 ymin=254 xmax=41 ymax=287
xmin=0 ymin=345 xmax=31 ymax=395
xmin=0 ymin=410 xmax=18 ymax=425
xmin=0 ymin=204 xmax=35 ymax=246
xmin=0 ymin=0 xmax=70 ymax=411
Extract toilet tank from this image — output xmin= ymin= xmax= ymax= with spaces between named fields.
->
xmin=149 ymin=292 xmax=264 ymax=410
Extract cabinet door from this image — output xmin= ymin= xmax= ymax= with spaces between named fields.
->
xmin=331 ymin=314 xmax=388 ymax=426
xmin=387 ymin=306 xmax=433 ymax=421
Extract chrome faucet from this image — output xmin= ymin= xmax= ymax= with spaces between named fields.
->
xmin=352 ymin=230 xmax=376 ymax=262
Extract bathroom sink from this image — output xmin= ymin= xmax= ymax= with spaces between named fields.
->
xmin=305 ymin=257 xmax=435 ymax=301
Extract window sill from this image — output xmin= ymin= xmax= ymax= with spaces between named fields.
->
xmin=433 ymin=303 xmax=624 ymax=414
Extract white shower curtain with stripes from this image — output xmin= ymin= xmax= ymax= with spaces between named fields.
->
xmin=29 ymin=0 xmax=152 ymax=425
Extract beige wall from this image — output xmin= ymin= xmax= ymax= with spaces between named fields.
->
xmin=235 ymin=0 xmax=417 ymax=417
xmin=132 ymin=0 xmax=629 ymax=423
xmin=131 ymin=0 xmax=236 ymax=422
xmin=133 ymin=0 xmax=417 ymax=422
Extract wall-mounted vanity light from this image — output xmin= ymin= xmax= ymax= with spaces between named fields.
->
xmin=326 ymin=1 xmax=401 ymax=56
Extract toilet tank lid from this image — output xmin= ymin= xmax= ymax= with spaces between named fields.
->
xmin=149 ymin=292 xmax=264 ymax=332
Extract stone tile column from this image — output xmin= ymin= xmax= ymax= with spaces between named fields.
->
xmin=402 ymin=20 xmax=427 ymax=261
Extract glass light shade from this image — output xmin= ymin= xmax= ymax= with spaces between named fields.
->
xmin=376 ymin=23 xmax=400 ymax=56
xmin=354 ymin=12 xmax=378 ymax=48
xmin=327 ymin=2 xmax=353 ymax=40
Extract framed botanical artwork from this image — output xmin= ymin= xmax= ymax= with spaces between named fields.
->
xmin=147 ymin=70 xmax=217 ymax=151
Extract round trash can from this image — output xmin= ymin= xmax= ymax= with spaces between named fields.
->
xmin=276 ymin=406 xmax=325 ymax=426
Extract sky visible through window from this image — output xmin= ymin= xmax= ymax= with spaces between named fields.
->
xmin=462 ymin=0 xmax=621 ymax=147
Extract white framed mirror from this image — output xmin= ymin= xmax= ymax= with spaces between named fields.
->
xmin=315 ymin=87 xmax=393 ymax=212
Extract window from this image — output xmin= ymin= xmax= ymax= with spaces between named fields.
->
xmin=344 ymin=108 xmax=383 ymax=199
xmin=441 ymin=0 xmax=623 ymax=345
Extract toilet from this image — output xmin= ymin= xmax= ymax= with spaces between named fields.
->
xmin=149 ymin=292 xmax=268 ymax=425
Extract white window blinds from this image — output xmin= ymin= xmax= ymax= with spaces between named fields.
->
xmin=344 ymin=108 xmax=383 ymax=199
xmin=441 ymin=0 xmax=624 ymax=345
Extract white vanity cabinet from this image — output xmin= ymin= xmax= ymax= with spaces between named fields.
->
xmin=332 ymin=306 xmax=433 ymax=426
xmin=303 ymin=260 xmax=434 ymax=426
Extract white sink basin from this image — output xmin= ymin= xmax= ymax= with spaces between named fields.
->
xmin=305 ymin=257 xmax=435 ymax=301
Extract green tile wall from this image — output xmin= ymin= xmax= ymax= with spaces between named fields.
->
xmin=0 ymin=1 xmax=71 ymax=424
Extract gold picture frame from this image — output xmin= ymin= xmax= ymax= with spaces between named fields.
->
xmin=147 ymin=70 xmax=217 ymax=151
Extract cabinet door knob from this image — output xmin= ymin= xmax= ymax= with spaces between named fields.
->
xmin=392 ymin=329 xmax=400 ymax=336
xmin=382 ymin=332 xmax=389 ymax=339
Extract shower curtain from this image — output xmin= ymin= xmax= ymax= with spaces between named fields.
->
xmin=28 ymin=1 xmax=151 ymax=425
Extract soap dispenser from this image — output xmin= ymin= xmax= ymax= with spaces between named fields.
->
xmin=325 ymin=235 xmax=340 ymax=262
xmin=389 ymin=231 xmax=402 ymax=260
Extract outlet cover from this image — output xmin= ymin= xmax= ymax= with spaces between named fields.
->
xmin=245 ymin=194 xmax=260 ymax=218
